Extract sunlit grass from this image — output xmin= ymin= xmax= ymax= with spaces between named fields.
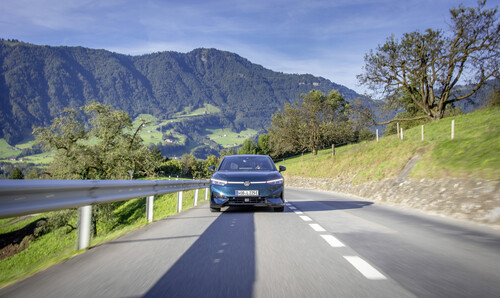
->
xmin=205 ymin=128 xmax=258 ymax=148
xmin=283 ymin=108 xmax=500 ymax=182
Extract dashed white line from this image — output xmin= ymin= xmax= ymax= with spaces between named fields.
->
xmin=299 ymin=215 xmax=312 ymax=222
xmin=287 ymin=201 xmax=388 ymax=281
xmin=343 ymin=256 xmax=387 ymax=280
xmin=320 ymin=234 xmax=345 ymax=248
xmin=309 ymin=223 xmax=326 ymax=232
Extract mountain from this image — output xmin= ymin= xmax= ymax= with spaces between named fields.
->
xmin=0 ymin=40 xmax=362 ymax=146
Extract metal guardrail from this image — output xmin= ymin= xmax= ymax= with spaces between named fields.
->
xmin=0 ymin=179 xmax=210 ymax=249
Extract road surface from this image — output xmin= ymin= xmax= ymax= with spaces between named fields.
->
xmin=1 ymin=188 xmax=499 ymax=297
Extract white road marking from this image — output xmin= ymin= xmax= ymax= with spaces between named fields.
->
xmin=299 ymin=215 xmax=312 ymax=222
xmin=289 ymin=200 xmax=388 ymax=281
xmin=309 ymin=223 xmax=326 ymax=232
xmin=320 ymin=234 xmax=345 ymax=248
xmin=343 ymin=256 xmax=387 ymax=280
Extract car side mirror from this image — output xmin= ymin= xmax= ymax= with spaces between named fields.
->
xmin=208 ymin=165 xmax=215 ymax=172
xmin=279 ymin=165 xmax=286 ymax=172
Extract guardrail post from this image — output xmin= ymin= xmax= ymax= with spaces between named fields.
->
xmin=146 ymin=196 xmax=154 ymax=223
xmin=78 ymin=205 xmax=92 ymax=250
xmin=205 ymin=187 xmax=209 ymax=201
xmin=177 ymin=191 xmax=183 ymax=213
xmin=194 ymin=189 xmax=199 ymax=206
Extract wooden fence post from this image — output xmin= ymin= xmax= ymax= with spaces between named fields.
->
xmin=451 ymin=120 xmax=455 ymax=139
xmin=332 ymin=144 xmax=335 ymax=157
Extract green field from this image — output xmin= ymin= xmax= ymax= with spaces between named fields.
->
xmin=205 ymin=128 xmax=258 ymax=148
xmin=172 ymin=103 xmax=221 ymax=118
xmin=0 ymin=139 xmax=21 ymax=159
xmin=282 ymin=107 xmax=500 ymax=183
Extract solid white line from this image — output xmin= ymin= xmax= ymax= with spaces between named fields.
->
xmin=343 ymin=256 xmax=387 ymax=280
xmin=293 ymin=210 xmax=303 ymax=215
xmin=320 ymin=234 xmax=345 ymax=247
xmin=309 ymin=223 xmax=326 ymax=232
xmin=299 ymin=215 xmax=312 ymax=222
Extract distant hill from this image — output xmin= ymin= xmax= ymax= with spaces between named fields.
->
xmin=0 ymin=40 xmax=362 ymax=146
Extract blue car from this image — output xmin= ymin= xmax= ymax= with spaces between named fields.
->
xmin=209 ymin=154 xmax=286 ymax=212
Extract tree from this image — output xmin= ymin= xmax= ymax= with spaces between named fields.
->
xmin=268 ymin=90 xmax=352 ymax=156
xmin=237 ymin=139 xmax=258 ymax=154
xmin=257 ymin=134 xmax=270 ymax=155
xmin=34 ymin=102 xmax=164 ymax=236
xmin=26 ymin=168 xmax=39 ymax=179
xmin=358 ymin=1 xmax=499 ymax=123
xmin=34 ymin=102 xmax=161 ymax=180
xmin=8 ymin=168 xmax=24 ymax=179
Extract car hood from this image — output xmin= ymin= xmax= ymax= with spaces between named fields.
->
xmin=212 ymin=171 xmax=282 ymax=182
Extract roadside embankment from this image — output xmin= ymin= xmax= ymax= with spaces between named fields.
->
xmin=285 ymin=176 xmax=500 ymax=227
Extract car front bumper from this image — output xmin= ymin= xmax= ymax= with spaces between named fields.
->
xmin=210 ymin=184 xmax=284 ymax=208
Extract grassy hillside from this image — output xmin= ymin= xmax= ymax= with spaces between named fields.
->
xmin=282 ymin=108 xmax=500 ymax=183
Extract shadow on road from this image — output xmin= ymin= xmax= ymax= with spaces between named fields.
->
xmin=143 ymin=209 xmax=256 ymax=297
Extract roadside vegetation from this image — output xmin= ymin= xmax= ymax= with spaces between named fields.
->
xmin=281 ymin=107 xmax=500 ymax=183
xmin=0 ymin=188 xmax=205 ymax=289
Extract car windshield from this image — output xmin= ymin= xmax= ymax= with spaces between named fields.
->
xmin=218 ymin=156 xmax=276 ymax=171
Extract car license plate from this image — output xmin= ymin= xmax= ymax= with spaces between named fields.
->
xmin=236 ymin=190 xmax=259 ymax=196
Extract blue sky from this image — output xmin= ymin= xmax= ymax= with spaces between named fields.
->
xmin=0 ymin=0 xmax=492 ymax=93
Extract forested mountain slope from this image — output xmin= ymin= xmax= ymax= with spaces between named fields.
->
xmin=0 ymin=40 xmax=360 ymax=144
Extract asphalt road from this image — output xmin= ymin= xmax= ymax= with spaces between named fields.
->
xmin=1 ymin=188 xmax=500 ymax=297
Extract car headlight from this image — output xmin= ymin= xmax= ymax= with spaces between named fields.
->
xmin=267 ymin=178 xmax=283 ymax=185
xmin=211 ymin=178 xmax=228 ymax=186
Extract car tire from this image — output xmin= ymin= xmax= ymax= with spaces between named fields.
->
xmin=210 ymin=207 xmax=221 ymax=212
xmin=274 ymin=206 xmax=284 ymax=212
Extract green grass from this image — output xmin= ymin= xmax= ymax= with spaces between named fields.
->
xmin=0 ymin=187 xmax=208 ymax=288
xmin=17 ymin=151 xmax=55 ymax=164
xmin=173 ymin=103 xmax=220 ymax=118
xmin=205 ymin=128 xmax=258 ymax=148
xmin=0 ymin=139 xmax=21 ymax=159
xmin=282 ymin=108 xmax=500 ymax=183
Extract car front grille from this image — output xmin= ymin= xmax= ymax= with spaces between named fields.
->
xmin=228 ymin=197 xmax=267 ymax=204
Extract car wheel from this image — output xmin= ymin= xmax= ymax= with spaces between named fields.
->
xmin=274 ymin=206 xmax=284 ymax=212
xmin=210 ymin=207 xmax=221 ymax=212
